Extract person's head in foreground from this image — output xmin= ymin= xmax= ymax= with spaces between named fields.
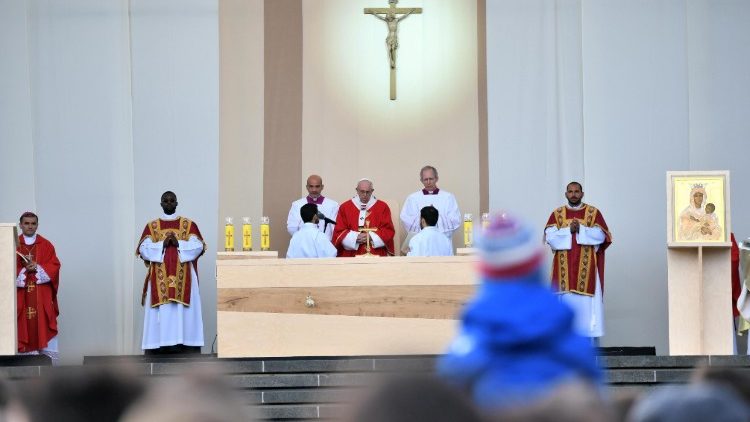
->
xmin=627 ymin=384 xmax=750 ymax=422
xmin=438 ymin=212 xmax=602 ymax=411
xmin=347 ymin=374 xmax=482 ymax=422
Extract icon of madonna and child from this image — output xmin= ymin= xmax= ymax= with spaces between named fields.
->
xmin=678 ymin=183 xmax=724 ymax=242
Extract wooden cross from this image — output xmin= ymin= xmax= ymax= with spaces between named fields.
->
xmin=26 ymin=307 xmax=37 ymax=320
xmin=364 ymin=0 xmax=422 ymax=100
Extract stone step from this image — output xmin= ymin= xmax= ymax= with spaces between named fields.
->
xmin=5 ymin=354 xmax=750 ymax=422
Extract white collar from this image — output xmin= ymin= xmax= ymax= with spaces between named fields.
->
xmin=351 ymin=196 xmax=377 ymax=210
xmin=421 ymin=226 xmax=438 ymax=232
xmin=23 ymin=234 xmax=37 ymax=245
xmin=161 ymin=213 xmax=179 ymax=221
xmin=565 ymin=202 xmax=585 ymax=210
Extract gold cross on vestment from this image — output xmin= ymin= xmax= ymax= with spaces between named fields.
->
xmin=26 ymin=281 xmax=35 ymax=293
xmin=364 ymin=0 xmax=422 ymax=100
xmin=26 ymin=307 xmax=37 ymax=320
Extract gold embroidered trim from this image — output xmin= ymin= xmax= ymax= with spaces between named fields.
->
xmin=147 ymin=217 xmax=195 ymax=306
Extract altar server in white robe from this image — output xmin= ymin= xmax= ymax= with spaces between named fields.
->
xmin=407 ymin=206 xmax=454 ymax=257
xmin=287 ymin=203 xmax=338 ymax=258
xmin=401 ymin=166 xmax=461 ymax=239
xmin=137 ymin=191 xmax=205 ymax=353
xmin=287 ymin=175 xmax=339 ymax=240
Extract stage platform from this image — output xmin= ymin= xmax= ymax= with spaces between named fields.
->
xmin=3 ymin=352 xmax=750 ymax=420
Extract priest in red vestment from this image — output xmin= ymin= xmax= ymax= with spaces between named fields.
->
xmin=544 ymin=182 xmax=612 ymax=339
xmin=137 ymin=191 xmax=206 ymax=354
xmin=16 ymin=212 xmax=61 ymax=361
xmin=333 ymin=178 xmax=395 ymax=257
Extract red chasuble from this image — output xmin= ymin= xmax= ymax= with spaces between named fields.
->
xmin=333 ymin=199 xmax=395 ymax=257
xmin=16 ymin=235 xmax=61 ymax=353
xmin=545 ymin=204 xmax=612 ymax=296
xmin=731 ymin=234 xmax=740 ymax=318
xmin=137 ymin=218 xmax=204 ymax=307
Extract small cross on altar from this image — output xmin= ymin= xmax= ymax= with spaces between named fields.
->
xmin=364 ymin=0 xmax=422 ymax=100
xmin=358 ymin=221 xmax=379 ymax=257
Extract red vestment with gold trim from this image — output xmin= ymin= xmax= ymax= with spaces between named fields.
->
xmin=545 ymin=204 xmax=611 ymax=295
xmin=16 ymin=235 xmax=61 ymax=353
xmin=137 ymin=218 xmax=204 ymax=307
xmin=333 ymin=200 xmax=395 ymax=257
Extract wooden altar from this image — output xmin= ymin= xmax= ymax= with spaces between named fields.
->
xmin=216 ymin=256 xmax=478 ymax=357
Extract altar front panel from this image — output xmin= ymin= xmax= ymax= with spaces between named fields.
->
xmin=216 ymin=256 xmax=477 ymax=357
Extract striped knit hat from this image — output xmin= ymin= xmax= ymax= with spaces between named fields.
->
xmin=477 ymin=212 xmax=544 ymax=279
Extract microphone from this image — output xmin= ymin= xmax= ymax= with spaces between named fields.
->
xmin=317 ymin=212 xmax=336 ymax=226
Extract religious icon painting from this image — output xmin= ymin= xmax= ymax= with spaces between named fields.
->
xmin=667 ymin=171 xmax=730 ymax=246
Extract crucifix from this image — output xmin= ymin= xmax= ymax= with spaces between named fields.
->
xmin=358 ymin=220 xmax=379 ymax=257
xmin=364 ymin=0 xmax=422 ymax=100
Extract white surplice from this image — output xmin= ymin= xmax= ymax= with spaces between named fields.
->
xmin=138 ymin=214 xmax=204 ymax=350
xmin=400 ymin=189 xmax=461 ymax=237
xmin=286 ymin=197 xmax=339 ymax=240
xmin=544 ymin=220 xmax=606 ymax=338
xmin=407 ymin=226 xmax=454 ymax=257
xmin=287 ymin=223 xmax=337 ymax=258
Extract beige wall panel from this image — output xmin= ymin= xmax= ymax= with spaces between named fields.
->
xmin=219 ymin=0 xmax=265 ymax=251
xmin=264 ymin=0 xmax=303 ymax=258
xmin=216 ymin=256 xmax=478 ymax=289
xmin=301 ymin=0 xmax=480 ymax=250
xmin=218 ymin=311 xmax=459 ymax=357
xmin=0 ymin=224 xmax=17 ymax=355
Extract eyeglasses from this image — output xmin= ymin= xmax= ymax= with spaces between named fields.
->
xmin=357 ymin=190 xmax=373 ymax=195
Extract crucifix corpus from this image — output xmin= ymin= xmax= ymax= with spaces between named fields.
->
xmin=364 ymin=0 xmax=422 ymax=100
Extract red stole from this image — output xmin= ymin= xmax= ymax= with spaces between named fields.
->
xmin=137 ymin=217 xmax=204 ymax=307
xmin=546 ymin=204 xmax=611 ymax=295
xmin=16 ymin=235 xmax=61 ymax=353
xmin=333 ymin=200 xmax=395 ymax=257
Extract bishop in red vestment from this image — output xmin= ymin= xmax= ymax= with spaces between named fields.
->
xmin=333 ymin=179 xmax=395 ymax=257
xmin=16 ymin=212 xmax=61 ymax=357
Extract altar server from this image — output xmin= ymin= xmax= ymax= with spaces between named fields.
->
xmin=287 ymin=204 xmax=337 ymax=258
xmin=407 ymin=206 xmax=454 ymax=256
